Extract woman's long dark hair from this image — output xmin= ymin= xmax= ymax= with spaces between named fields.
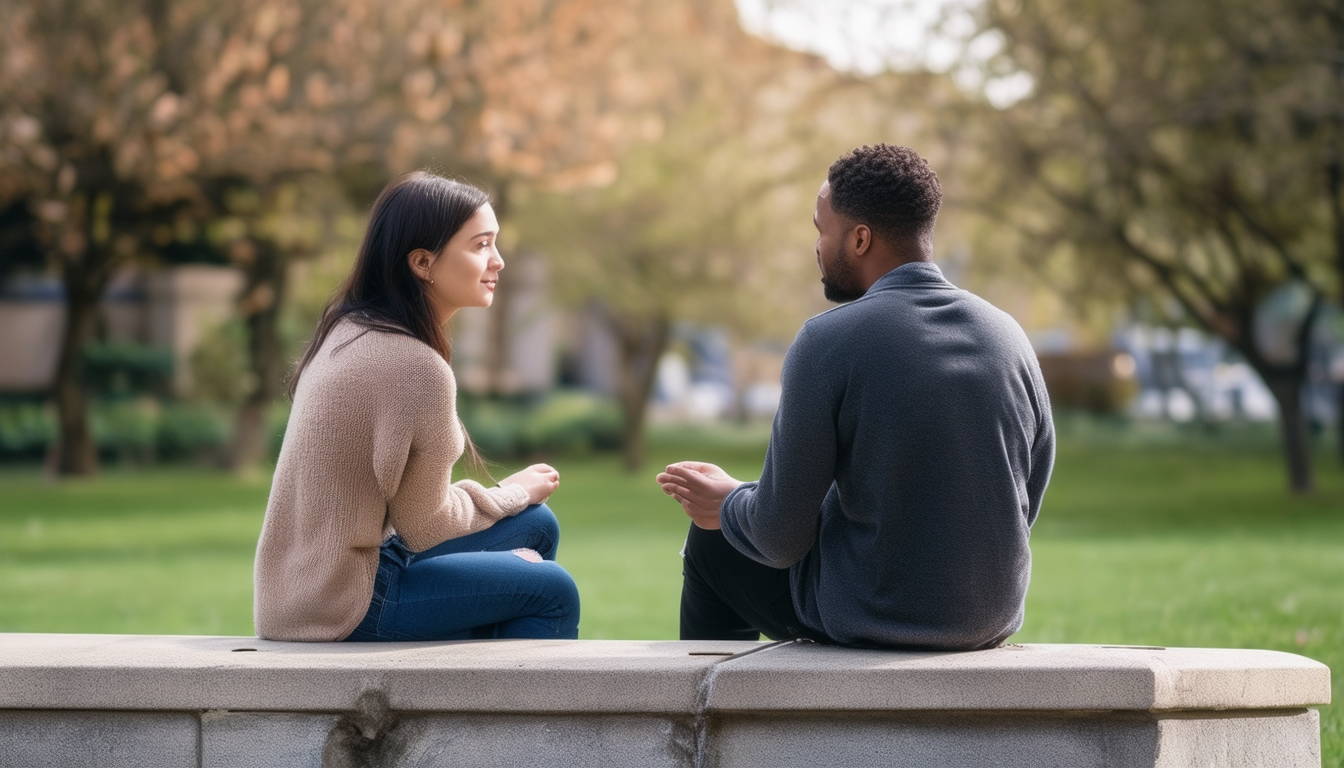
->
xmin=288 ymin=171 xmax=491 ymax=469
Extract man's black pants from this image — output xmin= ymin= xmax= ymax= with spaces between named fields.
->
xmin=679 ymin=523 xmax=811 ymax=641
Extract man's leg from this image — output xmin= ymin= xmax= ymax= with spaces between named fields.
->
xmin=680 ymin=523 xmax=806 ymax=641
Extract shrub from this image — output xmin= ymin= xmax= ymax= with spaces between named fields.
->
xmin=156 ymin=402 xmax=230 ymax=462
xmin=0 ymin=399 xmax=235 ymax=465
xmin=91 ymin=399 xmax=159 ymax=463
xmin=458 ymin=390 xmax=623 ymax=460
xmin=189 ymin=320 xmax=254 ymax=405
xmin=458 ymin=397 xmax=526 ymax=458
xmin=83 ymin=341 xmax=174 ymax=399
xmin=0 ymin=400 xmax=55 ymax=462
xmin=519 ymin=390 xmax=623 ymax=456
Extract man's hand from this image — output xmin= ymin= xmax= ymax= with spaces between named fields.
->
xmin=499 ymin=463 xmax=560 ymax=505
xmin=655 ymin=461 xmax=743 ymax=530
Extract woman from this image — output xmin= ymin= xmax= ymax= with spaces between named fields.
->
xmin=254 ymin=171 xmax=580 ymax=642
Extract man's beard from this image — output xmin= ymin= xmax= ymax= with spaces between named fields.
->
xmin=821 ymin=243 xmax=865 ymax=304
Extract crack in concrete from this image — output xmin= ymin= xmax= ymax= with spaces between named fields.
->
xmin=323 ymin=689 xmax=403 ymax=768
xmin=689 ymin=639 xmax=811 ymax=768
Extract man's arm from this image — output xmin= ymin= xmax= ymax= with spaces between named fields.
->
xmin=656 ymin=324 xmax=840 ymax=568
xmin=1025 ymin=371 xmax=1055 ymax=527
xmin=721 ymin=325 xmax=841 ymax=568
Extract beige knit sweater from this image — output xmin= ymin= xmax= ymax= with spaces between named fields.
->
xmin=253 ymin=319 xmax=531 ymax=641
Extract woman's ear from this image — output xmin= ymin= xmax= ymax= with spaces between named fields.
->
xmin=407 ymin=248 xmax=435 ymax=282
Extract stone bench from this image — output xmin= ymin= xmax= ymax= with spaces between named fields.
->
xmin=0 ymin=634 xmax=1329 ymax=767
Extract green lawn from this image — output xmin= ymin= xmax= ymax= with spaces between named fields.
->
xmin=1 ymin=421 xmax=1341 ymax=763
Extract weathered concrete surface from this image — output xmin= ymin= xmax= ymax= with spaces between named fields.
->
xmin=1153 ymin=710 xmax=1322 ymax=768
xmin=703 ymin=642 xmax=1332 ymax=712
xmin=201 ymin=711 xmax=336 ymax=768
xmin=0 ymin=634 xmax=755 ymax=714
xmin=0 ymin=711 xmax=198 ymax=768
xmin=0 ymin=635 xmax=1330 ymax=768
xmin=705 ymin=709 xmax=1322 ymax=768
xmin=200 ymin=711 xmax=696 ymax=768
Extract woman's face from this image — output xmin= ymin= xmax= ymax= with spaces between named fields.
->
xmin=423 ymin=203 xmax=503 ymax=322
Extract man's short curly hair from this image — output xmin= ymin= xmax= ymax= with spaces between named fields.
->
xmin=827 ymin=144 xmax=941 ymax=245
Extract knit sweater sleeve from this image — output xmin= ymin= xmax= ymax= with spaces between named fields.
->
xmin=371 ymin=342 xmax=530 ymax=553
xmin=720 ymin=323 xmax=839 ymax=568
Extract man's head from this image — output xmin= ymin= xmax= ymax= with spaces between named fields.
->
xmin=813 ymin=144 xmax=942 ymax=303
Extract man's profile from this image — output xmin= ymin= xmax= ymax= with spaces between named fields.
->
xmin=656 ymin=144 xmax=1054 ymax=650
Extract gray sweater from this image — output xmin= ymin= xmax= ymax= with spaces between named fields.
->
xmin=720 ymin=262 xmax=1054 ymax=650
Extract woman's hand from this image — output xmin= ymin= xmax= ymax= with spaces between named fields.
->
xmin=499 ymin=463 xmax=560 ymax=505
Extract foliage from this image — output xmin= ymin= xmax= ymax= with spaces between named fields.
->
xmin=0 ymin=400 xmax=56 ymax=461
xmin=188 ymin=319 xmax=254 ymax=405
xmin=0 ymin=399 xmax=231 ymax=464
xmin=512 ymin=2 xmax=937 ymax=467
xmin=154 ymin=402 xmax=232 ymax=461
xmin=458 ymin=390 xmax=623 ymax=461
xmin=0 ymin=0 xmax=688 ymax=475
xmin=945 ymin=0 xmax=1344 ymax=491
xmin=519 ymin=390 xmax=624 ymax=456
xmin=82 ymin=341 xmax=175 ymax=399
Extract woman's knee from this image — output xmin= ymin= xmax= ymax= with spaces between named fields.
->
xmin=516 ymin=503 xmax=560 ymax=558
xmin=532 ymin=560 xmax=581 ymax=614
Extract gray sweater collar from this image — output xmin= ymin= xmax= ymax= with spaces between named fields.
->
xmin=868 ymin=261 xmax=954 ymax=293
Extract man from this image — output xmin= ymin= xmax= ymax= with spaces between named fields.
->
xmin=656 ymin=144 xmax=1054 ymax=650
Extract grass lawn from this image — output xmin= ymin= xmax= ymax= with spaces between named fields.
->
xmin=1 ymin=420 xmax=1341 ymax=762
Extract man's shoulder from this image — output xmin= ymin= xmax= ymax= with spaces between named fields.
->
xmin=798 ymin=293 xmax=881 ymax=332
xmin=798 ymin=282 xmax=1034 ymax=358
xmin=794 ymin=304 xmax=858 ymax=351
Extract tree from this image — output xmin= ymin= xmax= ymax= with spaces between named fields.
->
xmin=948 ymin=0 xmax=1344 ymax=492
xmin=515 ymin=1 xmax=896 ymax=468
xmin=1 ymin=0 xmax=210 ymax=474
xmin=0 ymin=0 xmax=662 ymax=473
xmin=387 ymin=0 xmax=715 ymax=398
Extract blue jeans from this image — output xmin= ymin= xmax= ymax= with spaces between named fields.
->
xmin=344 ymin=504 xmax=580 ymax=641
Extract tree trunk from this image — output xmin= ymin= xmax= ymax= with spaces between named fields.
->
xmin=607 ymin=311 xmax=671 ymax=472
xmin=49 ymin=192 xmax=118 ymax=476
xmin=227 ymin=241 xmax=288 ymax=472
xmin=51 ymin=267 xmax=103 ymax=475
xmin=1262 ymin=371 xmax=1315 ymax=494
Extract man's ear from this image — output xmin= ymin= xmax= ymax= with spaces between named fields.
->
xmin=407 ymin=248 xmax=435 ymax=281
xmin=850 ymin=223 xmax=873 ymax=258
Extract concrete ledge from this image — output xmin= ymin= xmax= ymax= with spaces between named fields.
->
xmin=704 ymin=642 xmax=1331 ymax=711
xmin=0 ymin=634 xmax=1330 ymax=768
xmin=0 ymin=634 xmax=749 ymax=714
